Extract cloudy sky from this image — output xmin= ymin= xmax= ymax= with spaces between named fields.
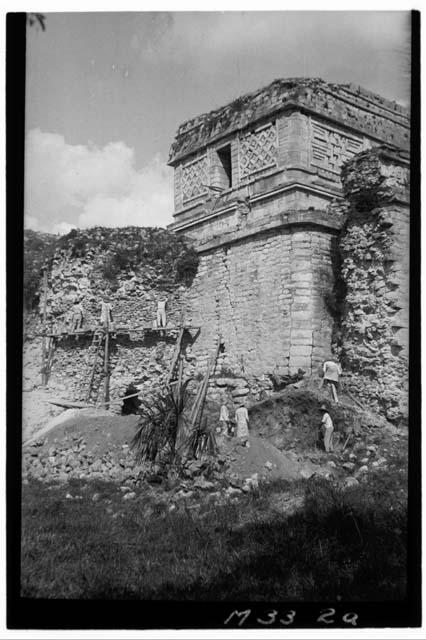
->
xmin=25 ymin=11 xmax=411 ymax=235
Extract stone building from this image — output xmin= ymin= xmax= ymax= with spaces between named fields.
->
xmin=168 ymin=78 xmax=410 ymax=379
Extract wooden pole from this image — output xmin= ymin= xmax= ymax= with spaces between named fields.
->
xmin=103 ymin=330 xmax=110 ymax=410
xmin=166 ymin=327 xmax=185 ymax=385
xmin=190 ymin=337 xmax=222 ymax=427
xmin=342 ymin=433 xmax=351 ymax=452
xmin=41 ymin=269 xmax=48 ymax=385
xmin=48 ymin=389 xmax=142 ymax=410
xmin=45 ymin=336 xmax=55 ymax=383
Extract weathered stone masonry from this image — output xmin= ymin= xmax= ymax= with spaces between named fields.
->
xmin=338 ymin=146 xmax=410 ymax=424
xmin=168 ymin=78 xmax=409 ymax=383
xmin=182 ymin=213 xmax=339 ymax=378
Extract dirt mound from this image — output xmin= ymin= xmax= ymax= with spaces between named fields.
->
xmin=22 ymin=412 xmax=143 ymax=485
xmin=24 ymin=407 xmax=116 ymax=446
xmin=219 ymin=435 xmax=318 ymax=482
xmin=248 ymin=383 xmax=390 ymax=454
xmin=28 ymin=412 xmax=140 ymax=456
xmin=22 ymin=390 xmax=64 ymax=441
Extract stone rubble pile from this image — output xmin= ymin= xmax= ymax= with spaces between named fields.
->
xmin=23 ymin=437 xmax=145 ymax=485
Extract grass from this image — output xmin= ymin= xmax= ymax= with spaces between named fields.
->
xmin=21 ymin=465 xmax=407 ymax=601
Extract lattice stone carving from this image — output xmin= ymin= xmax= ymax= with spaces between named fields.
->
xmin=182 ymin=155 xmax=208 ymax=202
xmin=311 ymin=122 xmax=366 ymax=174
xmin=239 ymin=123 xmax=277 ymax=178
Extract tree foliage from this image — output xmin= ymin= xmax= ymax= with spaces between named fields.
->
xmin=27 ymin=13 xmax=46 ymax=31
xmin=23 ymin=231 xmax=56 ymax=311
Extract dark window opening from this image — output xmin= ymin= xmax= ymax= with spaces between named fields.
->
xmin=217 ymin=145 xmax=232 ymax=189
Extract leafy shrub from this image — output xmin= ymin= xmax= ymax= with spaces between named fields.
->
xmin=101 ymin=255 xmax=121 ymax=282
xmin=175 ymin=247 xmax=199 ymax=284
xmin=186 ymin=419 xmax=217 ymax=458
xmin=23 ymin=231 xmax=57 ymax=310
xmin=57 ymin=229 xmax=88 ymax=258
xmin=24 ymin=227 xmax=199 ymax=308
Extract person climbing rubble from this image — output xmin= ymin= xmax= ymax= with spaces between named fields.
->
xmin=156 ymin=296 xmax=168 ymax=328
xmin=320 ymin=404 xmax=334 ymax=453
xmin=100 ymin=298 xmax=115 ymax=333
xmin=235 ymin=401 xmax=250 ymax=448
xmin=322 ymin=357 xmax=342 ymax=403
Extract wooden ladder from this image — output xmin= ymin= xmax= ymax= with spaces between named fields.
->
xmin=85 ymin=330 xmax=105 ymax=402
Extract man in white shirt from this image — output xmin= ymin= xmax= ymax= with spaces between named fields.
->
xmin=219 ymin=400 xmax=230 ymax=436
xmin=100 ymin=299 xmax=114 ymax=331
xmin=320 ymin=404 xmax=334 ymax=452
xmin=322 ymin=359 xmax=342 ymax=403
xmin=235 ymin=402 xmax=250 ymax=447
xmin=156 ymin=297 xmax=168 ymax=328
xmin=71 ymin=301 xmax=84 ymax=332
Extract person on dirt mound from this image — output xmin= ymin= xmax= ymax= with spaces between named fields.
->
xmin=320 ymin=404 xmax=334 ymax=452
xmin=235 ymin=401 xmax=250 ymax=448
xmin=322 ymin=358 xmax=342 ymax=403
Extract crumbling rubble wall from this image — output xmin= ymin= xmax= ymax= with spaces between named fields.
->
xmin=337 ymin=147 xmax=410 ymax=424
xmin=24 ymin=227 xmax=197 ymax=405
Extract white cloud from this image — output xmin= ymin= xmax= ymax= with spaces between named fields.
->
xmin=24 ymin=129 xmax=174 ymax=234
xmin=24 ymin=215 xmax=41 ymax=231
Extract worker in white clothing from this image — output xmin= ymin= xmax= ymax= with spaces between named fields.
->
xmin=219 ymin=399 xmax=230 ymax=437
xmin=71 ymin=301 xmax=84 ymax=331
xmin=100 ymin=299 xmax=115 ymax=332
xmin=322 ymin=358 xmax=342 ymax=403
xmin=320 ymin=404 xmax=334 ymax=452
xmin=156 ymin=297 xmax=168 ymax=328
xmin=235 ymin=402 xmax=250 ymax=447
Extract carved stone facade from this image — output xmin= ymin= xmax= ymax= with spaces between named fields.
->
xmin=310 ymin=121 xmax=368 ymax=176
xmin=181 ymin=154 xmax=209 ymax=203
xmin=167 ymin=78 xmax=409 ymax=386
xmin=239 ymin=122 xmax=278 ymax=179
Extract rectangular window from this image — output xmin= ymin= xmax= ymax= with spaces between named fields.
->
xmin=216 ymin=145 xmax=232 ymax=189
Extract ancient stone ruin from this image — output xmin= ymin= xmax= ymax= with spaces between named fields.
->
xmin=167 ymin=77 xmax=409 ymax=423
xmin=24 ymin=77 xmax=410 ymax=427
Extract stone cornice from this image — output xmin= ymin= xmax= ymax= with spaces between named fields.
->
xmin=169 ymin=181 xmax=343 ymax=233
xmin=169 ymin=78 xmax=409 ymax=165
xmin=194 ymin=210 xmax=344 ymax=254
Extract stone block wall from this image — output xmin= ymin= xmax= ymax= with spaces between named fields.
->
xmin=337 ymin=146 xmax=410 ymax=424
xmin=183 ymin=223 xmax=337 ymax=386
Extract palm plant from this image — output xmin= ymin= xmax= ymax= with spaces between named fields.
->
xmin=186 ymin=416 xmax=218 ymax=459
xmin=131 ymin=379 xmax=192 ymax=466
